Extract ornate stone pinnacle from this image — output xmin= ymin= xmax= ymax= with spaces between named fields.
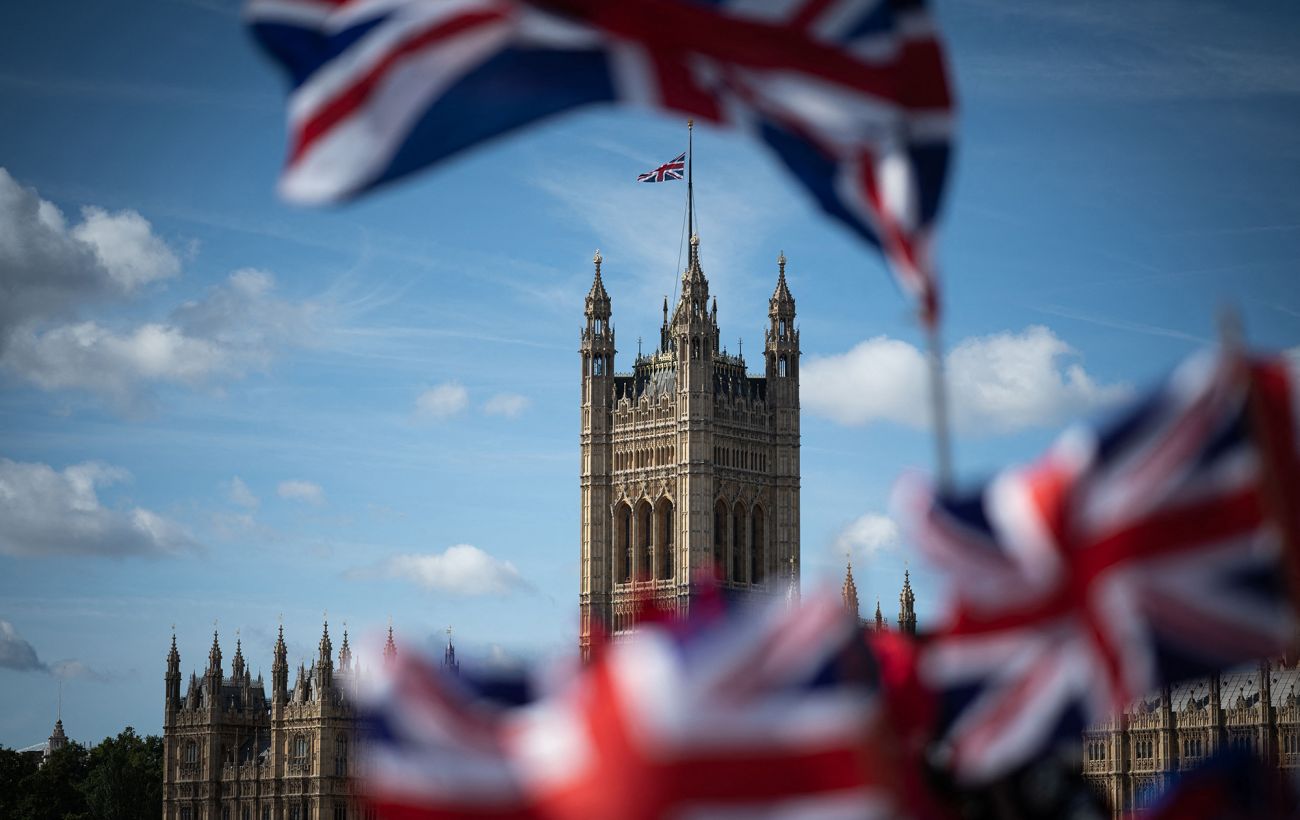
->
xmin=593 ymin=249 xmax=602 ymax=270
xmin=778 ymin=250 xmax=786 ymax=272
xmin=690 ymin=233 xmax=700 ymax=247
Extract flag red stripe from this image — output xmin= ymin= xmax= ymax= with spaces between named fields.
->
xmin=289 ymin=8 xmax=509 ymax=167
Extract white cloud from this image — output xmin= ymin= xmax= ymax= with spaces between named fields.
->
xmin=277 ymin=480 xmax=324 ymax=506
xmin=70 ymin=206 xmax=179 ymax=290
xmin=0 ymin=170 xmax=324 ymax=409
xmin=484 ymin=392 xmax=530 ymax=418
xmin=0 ymin=167 xmax=178 ymax=341
xmin=801 ymin=326 xmax=1130 ymax=434
xmin=416 ymin=382 xmax=468 ymax=420
xmin=0 ymin=620 xmax=45 ymax=671
xmin=372 ymin=544 xmax=528 ymax=597
xmin=834 ymin=513 xmax=901 ymax=560
xmin=227 ymin=476 xmax=259 ymax=509
xmin=0 ymin=458 xmax=197 ymax=557
xmin=2 ymin=268 xmax=320 ymax=408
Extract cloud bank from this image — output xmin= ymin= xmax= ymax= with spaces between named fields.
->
xmin=0 ymin=458 xmax=197 ymax=557
xmin=801 ymin=326 xmax=1130 ymax=434
xmin=363 ymin=544 xmax=528 ymax=597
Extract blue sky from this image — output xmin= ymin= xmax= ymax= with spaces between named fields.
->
xmin=1 ymin=0 xmax=1298 ymax=748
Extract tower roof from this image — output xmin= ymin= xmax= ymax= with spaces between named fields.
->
xmin=770 ymin=251 xmax=795 ymax=315
xmin=585 ymin=249 xmax=610 ymax=316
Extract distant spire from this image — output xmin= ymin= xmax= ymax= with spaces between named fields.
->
xmin=443 ymin=626 xmax=459 ymax=676
xmin=383 ymin=620 xmax=397 ymax=667
xmin=841 ymin=559 xmax=860 ymax=619
xmin=874 ymin=598 xmax=884 ymax=630
xmin=207 ymin=624 xmax=222 ymax=677
xmin=897 ymin=569 xmax=917 ymax=636
xmin=232 ymin=630 xmax=246 ymax=681
xmin=339 ymin=623 xmax=352 ymax=671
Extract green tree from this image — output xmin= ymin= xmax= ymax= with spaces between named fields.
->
xmin=14 ymin=741 xmax=89 ymax=820
xmin=0 ymin=746 xmax=40 ymax=819
xmin=81 ymin=728 xmax=163 ymax=820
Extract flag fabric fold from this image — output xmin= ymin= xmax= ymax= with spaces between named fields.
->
xmin=637 ymin=152 xmax=685 ymax=182
xmin=245 ymin=0 xmax=955 ymax=322
xmin=895 ymin=348 xmax=1300 ymax=783
xmin=356 ymin=593 xmax=901 ymax=819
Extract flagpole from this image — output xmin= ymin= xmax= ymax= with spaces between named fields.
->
xmin=925 ymin=318 xmax=954 ymax=492
xmin=687 ymin=119 xmax=694 ymax=242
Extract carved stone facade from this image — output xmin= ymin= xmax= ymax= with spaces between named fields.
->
xmin=579 ymin=238 xmax=801 ymax=653
xmin=1083 ymin=661 xmax=1300 ymax=815
xmin=162 ymin=624 xmax=423 ymax=820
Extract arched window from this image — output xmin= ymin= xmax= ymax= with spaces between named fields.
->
xmin=334 ymin=734 xmax=348 ymax=776
xmin=290 ymin=734 xmax=309 ymax=769
xmin=637 ymin=500 xmax=653 ymax=579
xmin=615 ymin=503 xmax=632 ymax=584
xmin=184 ymin=740 xmax=198 ymax=765
xmin=779 ymin=319 xmax=786 ymax=339
xmin=751 ymin=506 xmax=765 ymax=583
xmin=732 ymin=502 xmax=747 ymax=582
xmin=657 ymin=499 xmax=674 ymax=580
xmin=594 ymin=356 xmax=605 ymax=376
xmin=778 ymin=356 xmax=787 ymax=377
xmin=713 ymin=500 xmax=728 ymax=577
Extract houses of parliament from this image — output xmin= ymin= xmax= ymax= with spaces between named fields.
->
xmin=153 ymin=234 xmax=1296 ymax=820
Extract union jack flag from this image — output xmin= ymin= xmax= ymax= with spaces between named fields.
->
xmin=895 ymin=348 xmax=1300 ymax=783
xmin=245 ymin=0 xmax=955 ymax=324
xmin=356 ymin=593 xmax=901 ymax=819
xmin=637 ymin=152 xmax=685 ymax=183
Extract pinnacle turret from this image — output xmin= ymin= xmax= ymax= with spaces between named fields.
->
xmin=898 ymin=569 xmax=917 ymax=636
xmin=383 ymin=623 xmax=397 ymax=667
xmin=207 ymin=628 xmax=222 ymax=678
xmin=841 ymin=560 xmax=860 ymax=619
xmin=585 ymin=249 xmax=611 ymax=319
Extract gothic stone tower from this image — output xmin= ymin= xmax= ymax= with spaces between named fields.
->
xmin=579 ymin=237 xmax=801 ymax=654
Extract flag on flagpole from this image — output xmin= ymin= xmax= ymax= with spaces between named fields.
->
xmin=637 ymin=152 xmax=685 ymax=183
xmin=895 ymin=347 xmax=1300 ymax=783
xmin=245 ymin=0 xmax=955 ymax=323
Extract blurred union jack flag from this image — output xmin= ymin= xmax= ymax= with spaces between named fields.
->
xmin=356 ymin=593 xmax=899 ymax=819
xmin=245 ymin=0 xmax=955 ymax=323
xmin=637 ymin=152 xmax=685 ymax=183
xmin=896 ymin=349 xmax=1300 ymax=783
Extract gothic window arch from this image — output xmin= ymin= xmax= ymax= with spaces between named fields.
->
xmin=713 ymin=500 xmax=728 ymax=577
xmin=615 ymin=503 xmax=633 ymax=584
xmin=732 ymin=501 xmax=747 ymax=583
xmin=778 ymin=356 xmax=788 ymax=377
xmin=184 ymin=740 xmax=199 ymax=766
xmin=751 ymin=505 xmax=765 ymax=583
xmin=636 ymin=499 xmax=653 ymax=579
xmin=656 ymin=497 xmax=674 ymax=580
xmin=290 ymin=733 xmax=309 ymax=769
xmin=334 ymin=733 xmax=348 ymax=776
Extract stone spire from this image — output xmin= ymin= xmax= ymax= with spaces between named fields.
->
xmin=841 ymin=560 xmax=860 ymax=620
xmin=772 ymin=251 xmax=795 ymax=311
xmin=339 ymin=624 xmax=352 ymax=673
xmin=897 ymin=569 xmax=917 ymax=635
xmin=317 ymin=618 xmax=334 ymax=691
xmin=271 ymin=622 xmax=289 ymax=705
xmin=874 ymin=599 xmax=885 ymax=631
xmin=231 ymin=632 xmax=245 ymax=682
xmin=165 ymin=628 xmax=182 ymax=708
xmin=443 ymin=626 xmax=460 ymax=676
xmin=383 ymin=622 xmax=397 ymax=667
xmin=207 ymin=627 xmax=222 ymax=679
xmin=585 ymin=249 xmax=611 ymax=318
